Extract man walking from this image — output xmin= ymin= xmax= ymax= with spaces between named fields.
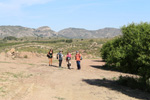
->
xmin=57 ymin=50 xmax=63 ymax=67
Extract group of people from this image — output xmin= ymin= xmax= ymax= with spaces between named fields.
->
xmin=47 ymin=49 xmax=82 ymax=70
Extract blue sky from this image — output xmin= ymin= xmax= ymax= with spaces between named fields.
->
xmin=0 ymin=0 xmax=150 ymax=31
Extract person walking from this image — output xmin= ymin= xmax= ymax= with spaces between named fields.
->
xmin=57 ymin=50 xmax=63 ymax=67
xmin=47 ymin=49 xmax=53 ymax=66
xmin=66 ymin=52 xmax=72 ymax=69
xmin=75 ymin=51 xmax=82 ymax=70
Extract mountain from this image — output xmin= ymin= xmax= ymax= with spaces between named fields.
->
xmin=58 ymin=28 xmax=94 ymax=38
xmin=0 ymin=26 xmax=122 ymax=38
xmin=58 ymin=27 xmax=122 ymax=38
xmin=0 ymin=26 xmax=56 ymax=38
xmin=94 ymin=28 xmax=122 ymax=38
xmin=34 ymin=26 xmax=57 ymax=37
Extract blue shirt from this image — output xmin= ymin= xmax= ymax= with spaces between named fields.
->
xmin=57 ymin=52 xmax=63 ymax=60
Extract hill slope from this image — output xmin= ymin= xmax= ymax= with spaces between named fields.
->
xmin=58 ymin=28 xmax=122 ymax=38
xmin=0 ymin=26 xmax=56 ymax=38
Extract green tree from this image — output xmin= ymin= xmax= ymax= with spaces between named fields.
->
xmin=101 ymin=22 xmax=150 ymax=82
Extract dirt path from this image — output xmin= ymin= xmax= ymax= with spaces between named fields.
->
xmin=0 ymin=56 xmax=149 ymax=100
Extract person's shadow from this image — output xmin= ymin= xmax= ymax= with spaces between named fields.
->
xmin=51 ymin=65 xmax=58 ymax=67
xmin=82 ymin=79 xmax=150 ymax=100
xmin=40 ymin=64 xmax=58 ymax=68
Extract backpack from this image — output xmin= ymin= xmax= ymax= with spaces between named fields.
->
xmin=80 ymin=56 xmax=82 ymax=60
xmin=57 ymin=53 xmax=63 ymax=60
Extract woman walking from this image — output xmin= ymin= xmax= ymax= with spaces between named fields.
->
xmin=75 ymin=51 xmax=82 ymax=70
xmin=47 ymin=49 xmax=53 ymax=66
xmin=66 ymin=52 xmax=72 ymax=69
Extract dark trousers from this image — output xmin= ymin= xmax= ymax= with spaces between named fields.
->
xmin=59 ymin=60 xmax=62 ymax=67
xmin=76 ymin=61 xmax=81 ymax=70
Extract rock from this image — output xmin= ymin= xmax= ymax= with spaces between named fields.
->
xmin=37 ymin=26 xmax=51 ymax=31
xmin=10 ymin=48 xmax=15 ymax=54
xmin=90 ymin=42 xmax=98 ymax=47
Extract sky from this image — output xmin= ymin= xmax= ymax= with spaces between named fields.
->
xmin=0 ymin=0 xmax=150 ymax=31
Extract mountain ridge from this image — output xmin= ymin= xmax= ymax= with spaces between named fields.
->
xmin=0 ymin=25 xmax=122 ymax=38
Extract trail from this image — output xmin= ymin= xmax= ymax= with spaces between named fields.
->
xmin=0 ymin=56 xmax=149 ymax=100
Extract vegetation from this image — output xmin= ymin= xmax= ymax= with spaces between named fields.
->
xmin=0 ymin=37 xmax=112 ymax=58
xmin=24 ymin=55 xmax=28 ymax=58
xmin=65 ymin=39 xmax=73 ymax=43
xmin=117 ymin=76 xmax=150 ymax=92
xmin=31 ymin=39 xmax=65 ymax=44
xmin=101 ymin=22 xmax=150 ymax=91
xmin=3 ymin=36 xmax=17 ymax=41
xmin=0 ymin=42 xmax=23 ymax=52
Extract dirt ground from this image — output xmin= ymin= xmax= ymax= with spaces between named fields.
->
xmin=0 ymin=54 xmax=150 ymax=100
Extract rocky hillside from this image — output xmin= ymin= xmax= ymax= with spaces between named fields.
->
xmin=0 ymin=26 xmax=56 ymax=38
xmin=0 ymin=26 xmax=122 ymax=38
xmin=58 ymin=28 xmax=122 ymax=38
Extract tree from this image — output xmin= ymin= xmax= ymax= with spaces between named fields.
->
xmin=101 ymin=22 xmax=150 ymax=82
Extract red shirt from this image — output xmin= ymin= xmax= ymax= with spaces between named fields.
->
xmin=75 ymin=54 xmax=81 ymax=61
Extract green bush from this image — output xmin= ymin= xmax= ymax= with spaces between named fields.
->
xmin=24 ymin=55 xmax=28 ymax=58
xmin=89 ymin=39 xmax=94 ymax=42
xmin=66 ymin=39 xmax=73 ymax=43
xmin=101 ymin=22 xmax=150 ymax=82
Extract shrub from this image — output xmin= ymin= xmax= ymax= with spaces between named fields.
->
xmin=101 ymin=22 xmax=150 ymax=82
xmin=24 ymin=55 xmax=28 ymax=58
xmin=66 ymin=39 xmax=73 ymax=43
xmin=117 ymin=76 xmax=150 ymax=92
xmin=89 ymin=39 xmax=94 ymax=42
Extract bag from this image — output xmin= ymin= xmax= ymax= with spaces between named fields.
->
xmin=80 ymin=56 xmax=82 ymax=60
xmin=47 ymin=54 xmax=50 ymax=58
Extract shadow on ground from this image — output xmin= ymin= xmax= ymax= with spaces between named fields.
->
xmin=92 ymin=60 xmax=105 ymax=62
xmin=91 ymin=59 xmax=122 ymax=72
xmin=82 ymin=79 xmax=150 ymax=100
xmin=91 ymin=60 xmax=117 ymax=71
xmin=90 ymin=65 xmax=119 ymax=72
xmin=40 ymin=64 xmax=58 ymax=67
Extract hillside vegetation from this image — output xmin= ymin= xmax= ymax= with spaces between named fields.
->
xmin=0 ymin=37 xmax=112 ymax=59
xmin=58 ymin=27 xmax=122 ymax=38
